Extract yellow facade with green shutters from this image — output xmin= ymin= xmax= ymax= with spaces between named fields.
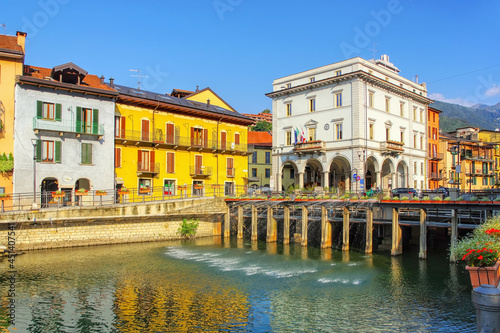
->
xmin=114 ymin=85 xmax=253 ymax=196
xmin=478 ymin=130 xmax=500 ymax=187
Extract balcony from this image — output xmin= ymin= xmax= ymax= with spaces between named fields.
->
xmin=189 ymin=166 xmax=213 ymax=178
xmin=428 ymin=152 xmax=444 ymax=161
xmin=465 ymin=170 xmax=495 ymax=177
xmin=381 ymin=140 xmax=404 ymax=155
xmin=460 ymin=153 xmax=494 ymax=162
xmin=226 ymin=168 xmax=235 ymax=178
xmin=293 ymin=140 xmax=326 ymax=155
xmin=34 ymin=117 xmax=104 ymax=138
xmin=429 ymin=172 xmax=444 ymax=180
xmin=137 ymin=162 xmax=160 ymax=175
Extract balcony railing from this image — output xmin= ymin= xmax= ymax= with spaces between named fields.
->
xmin=293 ymin=140 xmax=326 ymax=154
xmin=381 ymin=140 xmax=404 ymax=154
xmin=116 ymin=129 xmax=247 ymax=152
xmin=428 ymin=152 xmax=444 ymax=160
xmin=34 ymin=117 xmax=104 ymax=136
xmin=460 ymin=153 xmax=494 ymax=162
xmin=137 ymin=162 xmax=160 ymax=174
xmin=429 ymin=172 xmax=444 ymax=180
xmin=465 ymin=170 xmax=495 ymax=177
xmin=189 ymin=166 xmax=213 ymax=178
xmin=227 ymin=168 xmax=235 ymax=178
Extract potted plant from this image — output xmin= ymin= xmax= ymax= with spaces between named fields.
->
xmin=451 ymin=217 xmax=500 ymax=288
xmin=480 ymin=197 xmax=492 ymax=204
xmin=494 ymin=196 xmax=500 ymax=203
xmin=139 ymin=186 xmax=150 ymax=194
xmin=194 ymin=184 xmax=204 ymax=190
xmin=382 ymin=196 xmax=391 ymax=202
xmin=391 ymin=196 xmax=400 ymax=202
xmin=456 ymin=196 xmax=465 ymax=203
xmin=421 ymin=196 xmax=431 ymax=203
xmin=0 ymin=193 xmax=10 ymax=200
xmin=432 ymin=196 xmax=442 ymax=202
xmin=411 ymin=196 xmax=420 ymax=202
xmin=118 ymin=187 xmax=129 ymax=195
xmin=444 ymin=196 xmax=452 ymax=202
xmin=75 ymin=189 xmax=88 ymax=196
xmin=400 ymin=196 xmax=409 ymax=201
xmin=95 ymin=190 xmax=107 ymax=196
xmin=467 ymin=196 xmax=478 ymax=204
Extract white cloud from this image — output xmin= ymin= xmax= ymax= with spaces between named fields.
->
xmin=485 ymin=85 xmax=500 ymax=97
xmin=428 ymin=93 xmax=476 ymax=107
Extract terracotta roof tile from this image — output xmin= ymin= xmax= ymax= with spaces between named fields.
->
xmin=248 ymin=131 xmax=272 ymax=145
xmin=0 ymin=35 xmax=23 ymax=53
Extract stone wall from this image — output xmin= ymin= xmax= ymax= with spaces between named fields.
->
xmin=0 ymin=198 xmax=226 ymax=251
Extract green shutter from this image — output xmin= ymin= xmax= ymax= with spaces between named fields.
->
xmin=81 ymin=143 xmax=85 ymax=164
xmin=36 ymin=140 xmax=42 ymax=162
xmin=81 ymin=143 xmax=92 ymax=164
xmin=55 ymin=141 xmax=61 ymax=163
xmin=55 ymin=104 xmax=62 ymax=121
xmin=92 ymin=109 xmax=99 ymax=134
xmin=36 ymin=101 xmax=43 ymax=119
xmin=76 ymin=107 xmax=82 ymax=133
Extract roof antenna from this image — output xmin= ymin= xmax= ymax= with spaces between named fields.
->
xmin=369 ymin=42 xmax=378 ymax=60
xmin=129 ymin=69 xmax=148 ymax=90
xmin=0 ymin=24 xmax=6 ymax=34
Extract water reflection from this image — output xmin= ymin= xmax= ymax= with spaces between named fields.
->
xmin=0 ymin=238 xmax=475 ymax=332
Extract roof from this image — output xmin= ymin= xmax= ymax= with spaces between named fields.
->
xmin=23 ymin=65 xmax=115 ymax=91
xmin=248 ymin=131 xmax=272 ymax=145
xmin=113 ymin=83 xmax=254 ymax=125
xmin=0 ymin=34 xmax=23 ymax=54
xmin=171 ymin=88 xmax=195 ymax=98
xmin=428 ymin=105 xmax=443 ymax=114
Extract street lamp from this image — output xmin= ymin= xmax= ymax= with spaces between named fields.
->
xmin=450 ymin=140 xmax=461 ymax=191
xmin=31 ymin=138 xmax=37 ymax=208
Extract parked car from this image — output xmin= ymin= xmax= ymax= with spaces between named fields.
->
xmin=391 ymin=188 xmax=418 ymax=197
xmin=435 ymin=187 xmax=450 ymax=197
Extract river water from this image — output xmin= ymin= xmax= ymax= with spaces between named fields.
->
xmin=0 ymin=237 xmax=475 ymax=332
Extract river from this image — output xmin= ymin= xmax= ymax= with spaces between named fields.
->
xmin=0 ymin=237 xmax=475 ymax=332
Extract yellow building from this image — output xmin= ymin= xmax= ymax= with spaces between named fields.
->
xmin=478 ymin=129 xmax=500 ymax=187
xmin=113 ymin=84 xmax=253 ymax=196
xmin=0 ymin=31 xmax=26 ymax=195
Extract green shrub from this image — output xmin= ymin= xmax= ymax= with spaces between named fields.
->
xmin=178 ymin=218 xmax=199 ymax=239
xmin=383 ymin=196 xmax=391 ymax=200
xmin=400 ymin=196 xmax=409 ymax=201
xmin=432 ymin=196 xmax=442 ymax=201
xmin=494 ymin=197 xmax=500 ymax=202
xmin=481 ymin=197 xmax=491 ymax=202
xmin=330 ymin=195 xmax=338 ymax=199
xmin=392 ymin=196 xmax=400 ymax=200
xmin=457 ymin=196 xmax=464 ymax=201
xmin=422 ymin=196 xmax=430 ymax=201
xmin=444 ymin=197 xmax=452 ymax=201
xmin=412 ymin=197 xmax=420 ymax=201
xmin=470 ymin=196 xmax=478 ymax=201
xmin=351 ymin=196 xmax=358 ymax=200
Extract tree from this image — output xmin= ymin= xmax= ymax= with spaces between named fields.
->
xmin=251 ymin=121 xmax=272 ymax=132
xmin=261 ymin=109 xmax=271 ymax=114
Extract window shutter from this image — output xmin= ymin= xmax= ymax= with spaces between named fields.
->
xmin=55 ymin=104 xmax=62 ymax=121
xmin=167 ymin=152 xmax=174 ymax=173
xmin=81 ymin=143 xmax=85 ymax=163
xmin=150 ymin=151 xmax=155 ymax=172
xmin=120 ymin=116 xmax=126 ymax=138
xmin=36 ymin=140 xmax=42 ymax=162
xmin=92 ymin=109 xmax=99 ymax=134
xmin=221 ymin=132 xmax=226 ymax=149
xmin=76 ymin=107 xmax=82 ymax=133
xmin=138 ymin=150 xmax=142 ymax=164
xmin=203 ymin=129 xmax=208 ymax=148
xmin=36 ymin=101 xmax=43 ymax=119
xmin=55 ymin=141 xmax=61 ymax=163
xmin=166 ymin=123 xmax=174 ymax=144
xmin=115 ymin=148 xmax=121 ymax=167
xmin=191 ymin=127 xmax=195 ymax=146
xmin=235 ymin=133 xmax=240 ymax=145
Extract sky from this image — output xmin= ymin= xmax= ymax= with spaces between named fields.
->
xmin=3 ymin=0 xmax=500 ymax=114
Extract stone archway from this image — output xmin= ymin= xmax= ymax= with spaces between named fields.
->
xmin=328 ymin=156 xmax=351 ymax=190
xmin=41 ymin=177 xmax=58 ymax=208
xmin=303 ymin=158 xmax=323 ymax=188
xmin=397 ymin=160 xmax=409 ymax=188
xmin=365 ymin=156 xmax=380 ymax=190
xmin=281 ymin=160 xmax=298 ymax=192
xmin=75 ymin=178 xmax=90 ymax=191
xmin=381 ymin=158 xmax=395 ymax=191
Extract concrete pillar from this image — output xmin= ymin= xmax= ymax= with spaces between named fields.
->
xmin=323 ymin=171 xmax=330 ymax=188
xmin=283 ymin=205 xmax=290 ymax=245
xmin=344 ymin=173 xmax=351 ymax=194
xmin=224 ymin=205 xmax=231 ymax=238
xmin=301 ymin=205 xmax=308 ymax=247
xmin=375 ymin=171 xmax=381 ymax=190
xmin=237 ymin=205 xmax=243 ymax=239
xmin=251 ymin=205 xmax=258 ymax=241
xmin=342 ymin=206 xmax=349 ymax=251
xmin=321 ymin=206 xmax=332 ymax=248
xmin=391 ymin=172 xmax=397 ymax=190
xmin=449 ymin=209 xmax=458 ymax=261
xmin=298 ymin=172 xmax=304 ymax=189
xmin=365 ymin=208 xmax=373 ymax=254
xmin=266 ymin=206 xmax=277 ymax=243
xmin=391 ymin=207 xmax=402 ymax=255
xmin=419 ymin=208 xmax=427 ymax=259
xmin=276 ymin=171 xmax=282 ymax=193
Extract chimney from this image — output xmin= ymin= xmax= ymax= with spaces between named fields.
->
xmin=16 ymin=31 xmax=27 ymax=53
xmin=415 ymin=75 xmax=419 ymax=84
xmin=109 ymin=77 xmax=114 ymax=87
xmin=100 ymin=75 xmax=105 ymax=85
xmin=196 ymin=86 xmax=199 ymax=92
xmin=207 ymin=99 xmax=211 ymax=108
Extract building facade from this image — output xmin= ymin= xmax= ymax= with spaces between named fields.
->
xmin=478 ymin=129 xmax=500 ymax=187
xmin=427 ymin=106 xmax=443 ymax=189
xmin=14 ymin=63 xmax=117 ymax=206
xmin=113 ymin=84 xmax=253 ymax=196
xmin=267 ymin=55 xmax=432 ymax=194
xmin=247 ymin=131 xmax=272 ymax=189
xmin=0 ymin=31 xmax=26 ymax=195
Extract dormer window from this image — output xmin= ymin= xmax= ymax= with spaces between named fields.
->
xmin=51 ymin=62 xmax=88 ymax=85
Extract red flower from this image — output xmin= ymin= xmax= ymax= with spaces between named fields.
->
xmin=478 ymin=255 xmax=483 ymax=260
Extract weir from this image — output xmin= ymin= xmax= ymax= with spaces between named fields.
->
xmin=224 ymin=199 xmax=499 ymax=260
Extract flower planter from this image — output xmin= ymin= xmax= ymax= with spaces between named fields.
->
xmin=139 ymin=189 xmax=150 ymax=194
xmin=95 ymin=191 xmax=107 ymax=196
xmin=466 ymin=260 xmax=500 ymax=288
xmin=118 ymin=191 xmax=129 ymax=195
xmin=421 ymin=201 xmax=431 ymax=204
xmin=0 ymin=195 xmax=11 ymax=201
xmin=75 ymin=191 xmax=88 ymax=196
xmin=52 ymin=193 xmax=65 ymax=199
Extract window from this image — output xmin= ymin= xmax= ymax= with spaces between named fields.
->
xmin=290 ymin=168 xmax=294 ymax=179
xmin=81 ymin=143 xmax=92 ymax=165
xmin=76 ymin=107 xmax=98 ymax=134
xmin=138 ymin=150 xmax=155 ymax=172
xmin=335 ymin=93 xmax=342 ymax=107
xmin=139 ymin=178 xmax=151 ymax=193
xmin=164 ymin=179 xmax=176 ymax=196
xmin=286 ymin=131 xmax=292 ymax=146
xmin=265 ymin=168 xmax=271 ymax=178
xmin=483 ymin=162 xmax=488 ymax=174
xmin=413 ymin=107 xmax=417 ymax=121
xmin=115 ymin=116 xmax=126 ymax=138
xmin=385 ymin=98 xmax=390 ymax=112
xmin=36 ymin=140 xmax=61 ymax=163
xmin=420 ymin=163 xmax=424 ymax=175
xmin=473 ymin=177 xmax=477 ymax=186
xmin=400 ymin=131 xmax=404 ymax=144
xmin=252 ymin=168 xmax=257 ymax=177
xmin=420 ymin=110 xmax=423 ymax=123
xmin=309 ymin=77 xmax=315 ymax=82
xmin=115 ymin=147 xmax=121 ymax=167
xmin=234 ymin=133 xmax=240 ymax=146
xmin=414 ymin=180 xmax=417 ymax=189
xmin=166 ymin=152 xmax=175 ymax=173
xmin=413 ymin=134 xmax=417 ymax=148
xmin=385 ymin=128 xmax=390 ymax=141
xmin=141 ymin=119 xmax=150 ymax=141
xmin=286 ymin=103 xmax=292 ymax=117
xmin=336 ymin=124 xmax=343 ymax=140
xmin=369 ymin=124 xmax=374 ymax=140
xmin=252 ymin=151 xmax=257 ymax=163
xmin=227 ymin=157 xmax=234 ymax=177
xmin=335 ymin=70 xmax=342 ymax=76
xmin=194 ymin=155 xmax=203 ymax=175
xmin=368 ymin=93 xmax=374 ymax=108
xmin=400 ymin=103 xmax=404 ymax=117
xmin=37 ymin=101 xmax=61 ymax=121
xmin=265 ymin=152 xmax=270 ymax=164
xmin=220 ymin=131 xmax=226 ymax=150
xmin=428 ymin=126 xmax=431 ymax=138
xmin=286 ymin=83 xmax=291 ymax=88
xmin=191 ymin=127 xmax=208 ymax=148
xmin=420 ymin=136 xmax=423 ymax=149
xmin=414 ymin=162 xmax=417 ymax=173
xmin=308 ymin=127 xmax=316 ymax=141
xmin=433 ymin=128 xmax=437 ymax=140
xmin=309 ymin=99 xmax=316 ymax=112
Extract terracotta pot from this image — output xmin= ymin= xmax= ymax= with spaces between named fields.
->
xmin=466 ymin=260 xmax=500 ymax=288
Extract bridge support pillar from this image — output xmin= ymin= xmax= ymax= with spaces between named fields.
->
xmin=267 ymin=206 xmax=277 ymax=243
xmin=321 ymin=206 xmax=332 ymax=248
xmin=301 ymin=205 xmax=308 ymax=247
xmin=391 ymin=208 xmax=402 ymax=255
xmin=251 ymin=205 xmax=258 ymax=241
xmin=224 ymin=205 xmax=231 ymax=239
xmin=342 ymin=206 xmax=349 ymax=251
xmin=237 ymin=206 xmax=243 ymax=239
xmin=365 ymin=208 xmax=373 ymax=254
xmin=283 ymin=206 xmax=290 ymax=245
xmin=419 ymin=208 xmax=427 ymax=259
xmin=450 ymin=209 xmax=458 ymax=261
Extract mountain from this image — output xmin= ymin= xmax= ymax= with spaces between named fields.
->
xmin=431 ymin=100 xmax=500 ymax=132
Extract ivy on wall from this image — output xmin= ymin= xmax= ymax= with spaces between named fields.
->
xmin=0 ymin=153 xmax=13 ymax=174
